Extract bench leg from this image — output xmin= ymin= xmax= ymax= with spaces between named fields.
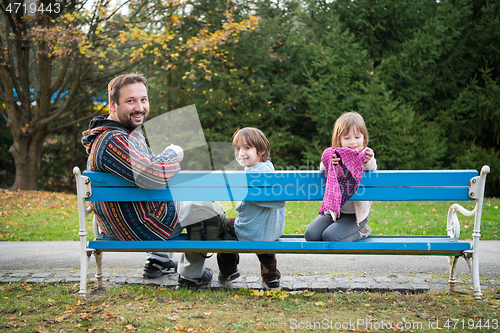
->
xmin=464 ymin=253 xmax=483 ymax=300
xmin=79 ymin=249 xmax=91 ymax=297
xmin=471 ymin=255 xmax=483 ymax=300
xmin=447 ymin=256 xmax=459 ymax=292
xmin=94 ymin=250 xmax=103 ymax=289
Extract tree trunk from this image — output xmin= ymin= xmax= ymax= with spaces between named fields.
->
xmin=9 ymin=126 xmax=47 ymax=190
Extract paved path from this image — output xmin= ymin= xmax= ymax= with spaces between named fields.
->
xmin=1 ymin=241 xmax=499 ymax=293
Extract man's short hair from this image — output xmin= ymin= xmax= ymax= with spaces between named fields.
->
xmin=108 ymin=74 xmax=148 ymax=105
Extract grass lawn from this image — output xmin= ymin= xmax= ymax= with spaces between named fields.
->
xmin=1 ymin=282 xmax=499 ymax=332
xmin=0 ymin=190 xmax=498 ymax=241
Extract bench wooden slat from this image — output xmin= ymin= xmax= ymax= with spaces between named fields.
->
xmin=84 ymin=170 xmax=476 ymax=202
xmin=86 ymin=186 xmax=473 ymax=202
xmin=88 ymin=235 xmax=470 ymax=256
xmin=85 ymin=169 xmax=478 ymax=188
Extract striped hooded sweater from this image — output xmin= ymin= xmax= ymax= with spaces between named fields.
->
xmin=81 ymin=114 xmax=181 ymax=240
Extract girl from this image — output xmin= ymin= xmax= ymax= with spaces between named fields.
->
xmin=217 ymin=127 xmax=286 ymax=289
xmin=304 ymin=112 xmax=377 ymax=242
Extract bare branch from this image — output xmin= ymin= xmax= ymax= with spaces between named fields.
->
xmin=0 ymin=105 xmax=7 ymax=122
xmin=0 ymin=3 xmax=19 ymax=34
xmin=48 ymin=107 xmax=106 ymax=133
xmin=39 ymin=65 xmax=83 ymax=127
xmin=104 ymin=0 xmax=132 ymax=21
xmin=49 ymin=56 xmax=70 ymax=96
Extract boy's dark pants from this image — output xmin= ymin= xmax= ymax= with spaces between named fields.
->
xmin=217 ymin=218 xmax=281 ymax=282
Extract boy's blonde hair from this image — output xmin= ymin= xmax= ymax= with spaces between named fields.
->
xmin=232 ymin=127 xmax=271 ymax=162
xmin=331 ymin=112 xmax=369 ymax=148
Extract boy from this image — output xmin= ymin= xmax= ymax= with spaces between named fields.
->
xmin=217 ymin=127 xmax=286 ymax=289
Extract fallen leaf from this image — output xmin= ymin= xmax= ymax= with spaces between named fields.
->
xmin=80 ymin=312 xmax=92 ymax=319
xmin=64 ymin=305 xmax=78 ymax=313
xmin=251 ymin=289 xmax=264 ymax=297
xmin=103 ymin=311 xmax=116 ymax=319
xmin=54 ymin=314 xmax=65 ymax=322
xmin=35 ymin=328 xmax=50 ymax=333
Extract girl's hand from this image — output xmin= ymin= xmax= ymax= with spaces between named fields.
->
xmin=332 ymin=153 xmax=340 ymax=165
xmin=364 ymin=148 xmax=373 ymax=164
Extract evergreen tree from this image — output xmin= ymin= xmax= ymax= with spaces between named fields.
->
xmin=295 ymin=0 xmax=445 ymax=169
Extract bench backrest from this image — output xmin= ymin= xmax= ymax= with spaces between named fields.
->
xmin=83 ymin=169 xmax=478 ymax=202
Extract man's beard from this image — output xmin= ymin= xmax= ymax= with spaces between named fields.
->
xmin=124 ymin=112 xmax=147 ymax=131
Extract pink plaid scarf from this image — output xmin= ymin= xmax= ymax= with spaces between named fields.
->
xmin=319 ymin=147 xmax=367 ymax=216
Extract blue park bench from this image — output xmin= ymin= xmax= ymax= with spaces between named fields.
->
xmin=73 ymin=165 xmax=490 ymax=299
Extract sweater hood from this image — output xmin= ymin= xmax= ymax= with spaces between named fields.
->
xmin=81 ymin=114 xmax=131 ymax=154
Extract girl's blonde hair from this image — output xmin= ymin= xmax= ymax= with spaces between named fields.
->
xmin=331 ymin=112 xmax=369 ymax=148
xmin=232 ymin=127 xmax=271 ymax=162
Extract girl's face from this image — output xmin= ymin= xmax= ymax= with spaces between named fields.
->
xmin=340 ymin=126 xmax=365 ymax=151
xmin=234 ymin=138 xmax=263 ymax=167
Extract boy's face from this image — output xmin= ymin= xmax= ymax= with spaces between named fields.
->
xmin=234 ymin=137 xmax=263 ymax=168
xmin=340 ymin=126 xmax=365 ymax=151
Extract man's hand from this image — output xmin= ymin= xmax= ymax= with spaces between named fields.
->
xmin=364 ymin=148 xmax=374 ymax=164
xmin=167 ymin=144 xmax=184 ymax=162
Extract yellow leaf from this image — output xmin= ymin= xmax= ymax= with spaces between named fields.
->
xmin=257 ymin=324 xmax=266 ymax=330
xmin=234 ymin=294 xmax=241 ymax=300
xmin=251 ymin=289 xmax=264 ymax=297
xmin=315 ymin=302 xmax=325 ymax=306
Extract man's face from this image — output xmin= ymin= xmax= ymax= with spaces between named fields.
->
xmin=109 ymin=82 xmax=149 ymax=130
